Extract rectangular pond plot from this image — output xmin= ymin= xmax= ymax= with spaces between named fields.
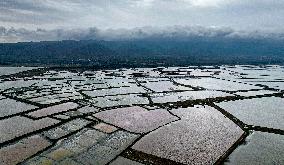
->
xmin=28 ymin=102 xmax=79 ymax=118
xmin=93 ymin=123 xmax=118 ymax=134
xmin=141 ymin=81 xmax=192 ymax=92
xmin=0 ymin=99 xmax=38 ymax=118
xmin=0 ymin=135 xmax=51 ymax=165
xmin=161 ymin=67 xmax=179 ymax=72
xmin=189 ymin=69 xmax=222 ymax=77
xmin=121 ymin=68 xmax=157 ymax=77
xmin=43 ymin=119 xmax=91 ymax=140
xmin=103 ymin=77 xmax=136 ymax=88
xmin=233 ymin=90 xmax=277 ymax=97
xmin=151 ymin=90 xmax=233 ymax=104
xmin=16 ymin=90 xmax=49 ymax=100
xmin=33 ymin=129 xmax=108 ymax=163
xmin=42 ymin=71 xmax=77 ymax=79
xmin=31 ymin=79 xmax=67 ymax=88
xmin=28 ymin=129 xmax=138 ymax=165
xmin=56 ymin=92 xmax=83 ymax=100
xmin=71 ymin=75 xmax=127 ymax=89
xmin=0 ymin=80 xmax=37 ymax=92
xmin=70 ymin=80 xmax=109 ymax=90
xmin=28 ymin=93 xmax=76 ymax=104
xmin=29 ymin=96 xmax=65 ymax=105
xmin=73 ymin=131 xmax=139 ymax=165
xmin=90 ymin=94 xmax=149 ymax=108
xmin=213 ymin=70 xmax=242 ymax=81
xmin=24 ymin=88 xmax=82 ymax=104
xmin=225 ymin=65 xmax=284 ymax=81
xmin=216 ymin=66 xmax=282 ymax=80
xmin=137 ymin=77 xmax=170 ymax=82
xmin=12 ymin=86 xmax=82 ymax=103
xmin=82 ymin=86 xmax=146 ymax=97
xmin=94 ymin=106 xmax=178 ymax=133
xmin=245 ymin=81 xmax=284 ymax=91
xmin=175 ymin=78 xmax=262 ymax=91
xmin=216 ymin=97 xmax=284 ymax=130
xmin=0 ymin=116 xmax=59 ymax=143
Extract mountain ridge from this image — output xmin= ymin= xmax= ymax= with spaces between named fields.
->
xmin=1 ymin=38 xmax=283 ymax=67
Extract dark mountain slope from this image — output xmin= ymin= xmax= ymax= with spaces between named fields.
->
xmin=0 ymin=37 xmax=284 ymax=67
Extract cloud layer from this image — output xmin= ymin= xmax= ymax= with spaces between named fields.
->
xmin=1 ymin=26 xmax=284 ymax=43
xmin=1 ymin=0 xmax=284 ymax=30
xmin=1 ymin=0 xmax=284 ymax=42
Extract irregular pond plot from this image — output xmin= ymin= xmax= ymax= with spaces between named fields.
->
xmin=94 ymin=106 xmax=178 ymax=133
xmin=140 ymin=80 xmax=192 ymax=92
xmin=91 ymin=94 xmax=149 ymax=108
xmin=233 ymin=90 xmax=277 ymax=97
xmin=175 ymin=78 xmax=262 ymax=91
xmin=226 ymin=131 xmax=284 ymax=165
xmin=28 ymin=102 xmax=79 ymax=118
xmin=0 ymin=135 xmax=51 ymax=165
xmin=132 ymin=105 xmax=244 ymax=164
xmin=216 ymin=97 xmax=284 ymax=130
xmin=0 ymin=98 xmax=37 ymax=117
xmin=151 ymin=90 xmax=233 ymax=103
xmin=82 ymin=85 xmax=146 ymax=97
xmin=0 ymin=116 xmax=59 ymax=143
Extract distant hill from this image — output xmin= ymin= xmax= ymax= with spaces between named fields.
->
xmin=0 ymin=37 xmax=284 ymax=68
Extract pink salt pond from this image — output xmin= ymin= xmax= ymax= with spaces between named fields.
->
xmin=94 ymin=106 xmax=178 ymax=133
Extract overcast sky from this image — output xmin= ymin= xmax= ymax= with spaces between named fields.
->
xmin=1 ymin=0 xmax=284 ymax=42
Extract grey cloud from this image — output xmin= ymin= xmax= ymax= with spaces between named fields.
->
xmin=1 ymin=0 xmax=59 ymax=14
xmin=1 ymin=0 xmax=284 ymax=31
xmin=0 ymin=0 xmax=78 ymax=26
xmin=1 ymin=26 xmax=283 ymax=43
